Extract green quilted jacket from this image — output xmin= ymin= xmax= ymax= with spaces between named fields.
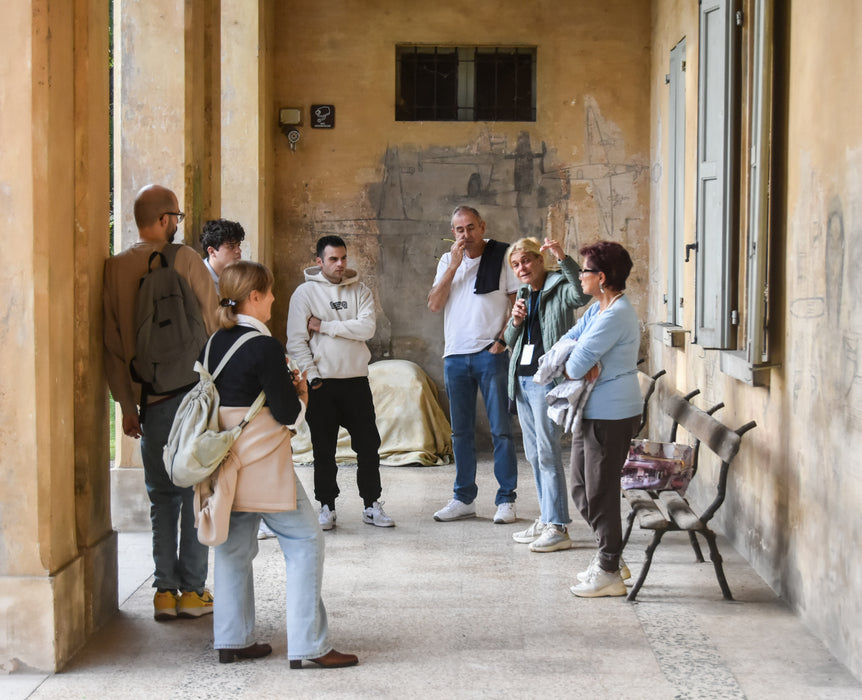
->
xmin=503 ymin=256 xmax=591 ymax=401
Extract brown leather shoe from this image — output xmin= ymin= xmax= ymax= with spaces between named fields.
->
xmin=218 ymin=642 xmax=273 ymax=664
xmin=289 ymin=649 xmax=358 ymax=669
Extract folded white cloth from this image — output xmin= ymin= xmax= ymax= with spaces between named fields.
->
xmin=533 ymin=337 xmax=578 ymax=385
xmin=545 ymin=378 xmax=596 ymax=433
xmin=533 ymin=336 xmax=599 ymax=434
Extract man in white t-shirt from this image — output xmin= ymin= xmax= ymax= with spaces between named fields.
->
xmin=428 ymin=206 xmax=520 ymax=523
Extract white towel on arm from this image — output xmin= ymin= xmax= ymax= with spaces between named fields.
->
xmin=533 ymin=337 xmax=599 ymax=434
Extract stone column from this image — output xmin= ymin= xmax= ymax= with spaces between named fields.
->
xmin=186 ymin=0 xmax=221 ymax=250
xmin=0 ymin=0 xmax=114 ymax=672
xmin=111 ymin=0 xmax=194 ymax=530
xmin=220 ymin=0 xmax=274 ymax=266
xmin=74 ymin=0 xmax=118 ymax=638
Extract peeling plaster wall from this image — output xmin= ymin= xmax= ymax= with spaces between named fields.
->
xmin=649 ymin=0 xmax=862 ymax=679
xmin=271 ymin=0 xmax=651 ymax=426
xmin=779 ymin=1 xmax=862 ymax=673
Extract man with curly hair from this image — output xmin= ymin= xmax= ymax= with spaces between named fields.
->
xmin=201 ymin=218 xmax=245 ymax=293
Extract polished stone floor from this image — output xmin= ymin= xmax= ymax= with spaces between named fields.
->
xmin=5 ymin=457 xmax=862 ymax=699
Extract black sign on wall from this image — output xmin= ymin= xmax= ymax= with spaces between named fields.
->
xmin=311 ymin=105 xmax=335 ymax=129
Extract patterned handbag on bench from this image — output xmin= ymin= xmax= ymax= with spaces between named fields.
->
xmin=620 ymin=439 xmax=694 ymax=495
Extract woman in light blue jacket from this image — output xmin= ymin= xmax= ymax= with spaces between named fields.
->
xmin=562 ymin=241 xmax=641 ymax=598
xmin=503 ymin=238 xmax=590 ymax=552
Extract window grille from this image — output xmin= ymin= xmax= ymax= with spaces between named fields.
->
xmin=396 ymin=46 xmax=536 ymax=122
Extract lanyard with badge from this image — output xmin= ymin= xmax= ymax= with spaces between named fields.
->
xmin=520 ymin=290 xmax=541 ymax=366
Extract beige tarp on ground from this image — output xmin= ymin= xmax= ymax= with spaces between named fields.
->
xmin=291 ymin=359 xmax=453 ymax=466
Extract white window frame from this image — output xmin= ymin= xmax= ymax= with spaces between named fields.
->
xmin=720 ymin=0 xmax=776 ymax=384
xmin=666 ymin=38 xmax=687 ymax=329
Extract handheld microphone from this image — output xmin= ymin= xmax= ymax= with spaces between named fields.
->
xmin=517 ymin=287 xmax=530 ymax=302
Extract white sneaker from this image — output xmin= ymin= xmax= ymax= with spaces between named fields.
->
xmin=318 ymin=505 xmax=336 ymax=531
xmin=619 ymin=557 xmax=631 ymax=581
xmin=512 ymin=518 xmax=546 ymax=544
xmin=493 ymin=502 xmax=517 ymax=524
xmin=529 ymin=524 xmax=573 ymax=552
xmin=577 ymin=554 xmax=631 ymax=582
xmin=363 ymin=500 xmax=395 ymax=527
xmin=433 ymin=499 xmax=476 ymax=522
xmin=570 ymin=567 xmax=627 ymax=598
xmin=257 ymin=521 xmax=276 ymax=540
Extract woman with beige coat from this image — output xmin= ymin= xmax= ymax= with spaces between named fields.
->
xmin=195 ymin=260 xmax=357 ymax=669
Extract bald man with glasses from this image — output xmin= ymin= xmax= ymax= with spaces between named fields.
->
xmin=103 ymin=184 xmax=218 ymax=623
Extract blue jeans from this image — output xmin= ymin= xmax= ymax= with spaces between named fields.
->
xmin=140 ymin=394 xmax=209 ymax=592
xmin=515 ymin=375 xmax=570 ymax=525
xmin=444 ymin=349 xmax=517 ymax=505
xmin=214 ymin=480 xmax=330 ymax=661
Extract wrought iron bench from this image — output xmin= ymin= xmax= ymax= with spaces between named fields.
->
xmin=621 ymin=389 xmax=757 ymax=602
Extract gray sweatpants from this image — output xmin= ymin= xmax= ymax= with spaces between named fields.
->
xmin=570 ymin=415 xmax=640 ymax=573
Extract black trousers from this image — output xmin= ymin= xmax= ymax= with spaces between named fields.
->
xmin=306 ymin=376 xmax=382 ymax=508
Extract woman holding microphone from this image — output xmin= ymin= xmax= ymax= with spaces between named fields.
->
xmin=503 ymin=238 xmax=590 ymax=552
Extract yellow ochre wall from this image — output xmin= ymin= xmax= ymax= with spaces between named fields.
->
xmin=269 ymin=0 xmax=653 ymax=398
xmin=649 ymin=0 xmax=862 ymax=678
xmin=3 ymin=0 xmax=860 ymax=679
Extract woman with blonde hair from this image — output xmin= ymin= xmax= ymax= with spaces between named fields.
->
xmin=196 ymin=260 xmax=357 ymax=668
xmin=503 ymin=238 xmax=590 ymax=552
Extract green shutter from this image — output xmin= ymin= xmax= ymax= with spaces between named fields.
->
xmin=695 ymin=0 xmax=738 ymax=348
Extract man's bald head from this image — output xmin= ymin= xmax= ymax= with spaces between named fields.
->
xmin=134 ymin=185 xmax=177 ymax=230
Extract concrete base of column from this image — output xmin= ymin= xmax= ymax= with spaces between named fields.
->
xmin=0 ymin=560 xmax=85 ymax=672
xmin=0 ymin=530 xmax=119 ymax=673
xmin=82 ymin=530 xmax=119 ymax=636
xmin=110 ymin=467 xmax=150 ymax=532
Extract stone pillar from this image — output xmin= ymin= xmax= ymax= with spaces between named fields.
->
xmin=74 ymin=0 xmax=119 ymax=639
xmin=0 ymin=0 xmax=114 ymax=672
xmin=186 ymin=0 xmax=221 ymax=250
xmin=111 ymin=0 xmax=200 ymax=530
xmin=220 ymin=0 xmax=274 ymax=266
xmin=114 ymin=0 xmax=186 ymax=240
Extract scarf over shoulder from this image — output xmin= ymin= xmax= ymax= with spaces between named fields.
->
xmin=473 ymin=239 xmax=508 ymax=294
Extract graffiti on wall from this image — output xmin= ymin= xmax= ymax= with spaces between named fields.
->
xmin=558 ymin=101 xmax=649 ymax=239
xmin=826 ymin=198 xmax=862 ymax=425
xmin=374 ymin=130 xmax=556 ymax=240
xmin=789 ymin=187 xmax=862 ymax=440
xmin=288 ymin=101 xmax=648 ymax=372
xmin=374 ymin=100 xmax=648 ymax=245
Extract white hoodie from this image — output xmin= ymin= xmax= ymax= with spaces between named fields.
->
xmin=286 ymin=266 xmax=376 ymax=381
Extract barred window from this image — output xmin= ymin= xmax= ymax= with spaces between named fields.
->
xmin=396 ymin=46 xmax=536 ymax=122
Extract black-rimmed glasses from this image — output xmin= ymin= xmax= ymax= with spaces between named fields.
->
xmin=163 ymin=211 xmax=185 ymax=224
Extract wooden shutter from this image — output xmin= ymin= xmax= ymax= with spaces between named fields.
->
xmin=695 ymin=0 xmax=738 ymax=347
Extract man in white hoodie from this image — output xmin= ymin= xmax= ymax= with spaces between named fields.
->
xmin=286 ymin=235 xmax=395 ymax=530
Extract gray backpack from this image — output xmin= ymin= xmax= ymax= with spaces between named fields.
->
xmin=130 ymin=244 xmax=208 ymax=395
xmin=163 ymin=331 xmax=265 ymax=488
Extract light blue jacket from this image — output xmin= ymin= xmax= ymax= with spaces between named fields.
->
xmin=562 ymin=295 xmax=641 ymax=420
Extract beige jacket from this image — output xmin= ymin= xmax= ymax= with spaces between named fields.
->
xmin=194 ymin=406 xmax=297 ymax=547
